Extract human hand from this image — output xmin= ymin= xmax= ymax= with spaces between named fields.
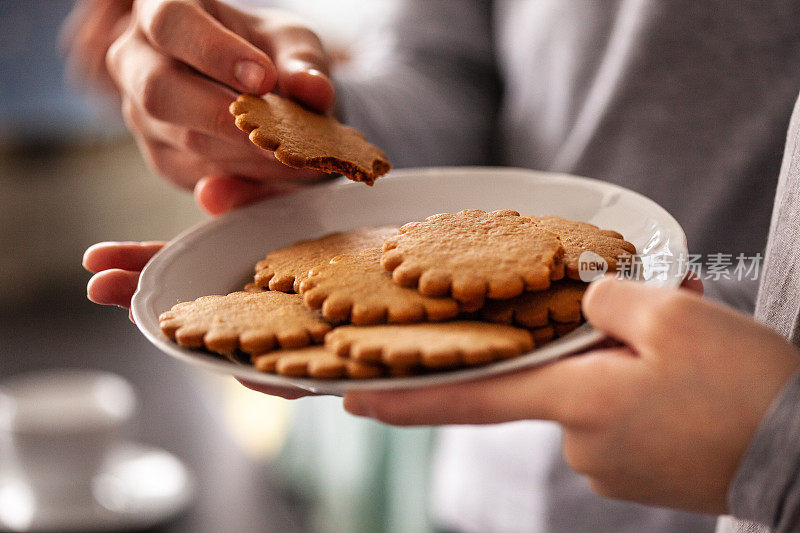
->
xmin=105 ymin=0 xmax=333 ymax=189
xmin=60 ymin=0 xmax=133 ymax=94
xmin=343 ymin=276 xmax=800 ymax=514
xmin=82 ymin=236 xmax=311 ymax=399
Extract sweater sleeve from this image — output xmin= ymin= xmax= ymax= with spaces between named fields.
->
xmin=726 ymin=367 xmax=800 ymax=532
xmin=331 ymin=0 xmax=499 ymax=168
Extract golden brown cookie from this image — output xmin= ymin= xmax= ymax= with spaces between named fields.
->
xmin=325 ymin=321 xmax=534 ymax=368
xmin=300 ymin=248 xmax=461 ymax=324
xmin=529 ymin=216 xmax=636 ymax=279
xmin=381 ymin=209 xmax=565 ymax=304
xmin=252 ymin=345 xmax=384 ymax=379
xmin=159 ymin=291 xmax=331 ymax=355
xmin=553 ymin=321 xmax=582 ymax=337
xmin=243 ymin=282 xmax=266 ymax=293
xmin=479 ymin=279 xmax=588 ymax=328
xmin=254 ymin=226 xmax=398 ymax=292
xmin=532 ymin=325 xmax=555 ymax=346
xmin=230 ymin=94 xmax=391 ymax=185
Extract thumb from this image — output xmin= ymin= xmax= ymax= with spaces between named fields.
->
xmin=194 ymin=175 xmax=297 ymax=215
xmin=228 ymin=6 xmax=334 ymax=112
xmin=136 ymin=0 xmax=277 ymax=94
xmin=343 ymin=347 xmax=637 ymax=426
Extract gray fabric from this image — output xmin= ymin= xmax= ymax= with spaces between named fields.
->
xmin=716 ymin=516 xmax=769 ymax=533
xmin=703 ymin=278 xmax=760 ymax=315
xmin=334 ymin=0 xmax=498 ymax=169
xmin=755 ymin=94 xmax=800 ymax=345
xmin=334 ymin=1 xmax=800 ymax=532
xmin=719 ymin=368 xmax=800 ymax=533
xmin=492 ymin=0 xmax=800 ymax=257
xmin=720 ymin=93 xmax=800 ymax=533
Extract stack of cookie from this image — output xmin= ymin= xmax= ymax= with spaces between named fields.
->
xmin=159 ymin=210 xmax=635 ymax=379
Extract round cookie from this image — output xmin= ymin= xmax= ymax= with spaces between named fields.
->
xmin=300 ymin=248 xmax=461 ymax=324
xmin=243 ymin=282 xmax=266 ymax=292
xmin=529 ymin=215 xmax=636 ymax=279
xmin=479 ymin=279 xmax=588 ymax=328
xmin=553 ymin=321 xmax=583 ymax=337
xmin=159 ymin=291 xmax=331 ymax=355
xmin=325 ymin=321 xmax=534 ymax=369
xmin=532 ymin=324 xmax=556 ymax=346
xmin=254 ymin=226 xmax=398 ymax=292
xmin=230 ymin=94 xmax=391 ymax=185
xmin=253 ymin=345 xmax=384 ymax=379
xmin=381 ymin=209 xmax=565 ymax=305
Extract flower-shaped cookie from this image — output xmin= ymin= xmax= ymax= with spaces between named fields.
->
xmin=159 ymin=291 xmax=331 ymax=355
xmin=230 ymin=94 xmax=391 ymax=184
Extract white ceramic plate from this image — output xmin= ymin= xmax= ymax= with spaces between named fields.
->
xmin=132 ymin=167 xmax=687 ymax=396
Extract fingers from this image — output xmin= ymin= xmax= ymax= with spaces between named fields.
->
xmin=136 ymin=0 xmax=276 ymax=94
xmin=105 ymin=0 xmax=335 ymax=190
xmin=582 ymin=277 xmax=702 ymax=352
xmin=109 ymin=32 xmax=244 ymax=141
xmin=236 ymin=378 xmax=314 ymax=399
xmin=279 ymin=67 xmax=334 ymax=114
xmin=110 ymin=29 xmax=301 ymax=188
xmin=131 ymin=138 xmax=213 ymax=189
xmin=583 ymin=277 xmax=659 ymax=348
xmin=680 ymin=270 xmax=704 ymax=295
xmin=124 ymin=102 xmax=264 ymax=160
xmin=127 ymin=117 xmax=320 ymax=189
xmin=84 ymin=241 xmax=164 ymax=310
xmin=344 ymin=348 xmax=637 ymax=426
xmin=83 ymin=241 xmax=166 ymax=273
xmin=268 ymin=27 xmax=333 ymax=112
xmin=232 ymin=4 xmax=334 ymax=112
xmin=60 ymin=0 xmax=132 ymax=92
xmin=194 ymin=175 xmax=298 ymax=215
xmin=87 ymin=269 xmax=141 ymax=308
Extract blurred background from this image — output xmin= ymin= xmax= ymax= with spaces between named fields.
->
xmin=0 ymin=1 xmax=434 ymax=532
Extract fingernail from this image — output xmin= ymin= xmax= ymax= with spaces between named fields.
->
xmin=235 ymin=60 xmax=266 ymax=93
xmin=305 ymin=68 xmax=326 ymax=79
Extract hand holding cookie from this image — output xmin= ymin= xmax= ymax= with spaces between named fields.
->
xmin=85 ymin=211 xmax=636 ymax=389
xmin=105 ymin=0 xmax=334 ymax=188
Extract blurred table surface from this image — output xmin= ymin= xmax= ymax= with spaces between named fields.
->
xmin=0 ymin=139 xmax=314 ymax=532
xmin=0 ymin=299 xmax=312 ymax=533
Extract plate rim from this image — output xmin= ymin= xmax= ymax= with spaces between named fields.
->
xmin=131 ymin=166 xmax=688 ymax=396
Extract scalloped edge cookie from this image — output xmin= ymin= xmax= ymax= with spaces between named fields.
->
xmin=381 ymin=209 xmax=565 ymax=304
xmin=254 ymin=226 xmax=398 ymax=292
xmin=230 ymin=94 xmax=391 ymax=185
xmin=300 ymin=248 xmax=461 ymax=324
xmin=325 ymin=321 xmax=534 ymax=368
xmin=159 ymin=291 xmax=331 ymax=355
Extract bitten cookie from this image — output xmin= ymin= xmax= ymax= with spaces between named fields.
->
xmin=159 ymin=291 xmax=331 ymax=355
xmin=479 ymin=279 xmax=588 ymax=328
xmin=529 ymin=215 xmax=636 ymax=279
xmin=230 ymin=94 xmax=391 ymax=185
xmin=325 ymin=321 xmax=534 ymax=368
xmin=300 ymin=248 xmax=461 ymax=324
xmin=381 ymin=209 xmax=565 ymax=304
xmin=253 ymin=345 xmax=384 ymax=379
xmin=254 ymin=226 xmax=398 ymax=292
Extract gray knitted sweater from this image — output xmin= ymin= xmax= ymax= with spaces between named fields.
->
xmin=334 ymin=1 xmax=800 ymax=531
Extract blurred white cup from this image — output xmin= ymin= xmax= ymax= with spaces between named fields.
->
xmin=0 ymin=369 xmax=137 ymax=505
